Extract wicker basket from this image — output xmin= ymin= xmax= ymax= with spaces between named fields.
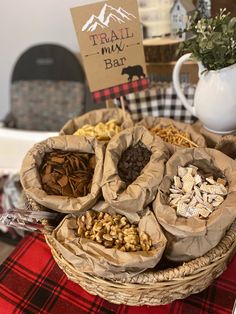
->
xmin=25 ymin=196 xmax=236 ymax=306
xmin=45 ymin=220 xmax=236 ymax=306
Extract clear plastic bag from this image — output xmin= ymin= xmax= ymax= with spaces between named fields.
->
xmin=0 ymin=174 xmax=60 ymax=233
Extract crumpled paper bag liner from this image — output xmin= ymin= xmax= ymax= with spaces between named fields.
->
xmin=51 ymin=202 xmax=167 ymax=279
xmin=153 ymin=147 xmax=236 ymax=261
xmin=102 ymin=126 xmax=169 ymax=222
xmin=20 ymin=135 xmax=104 ymax=213
xmin=138 ymin=117 xmax=206 ymax=154
xmin=193 ymin=121 xmax=236 ymax=159
xmin=59 ymin=108 xmax=133 ymax=135
xmin=193 ymin=121 xmax=224 ymax=148
xmin=215 ymin=135 xmax=236 ymax=160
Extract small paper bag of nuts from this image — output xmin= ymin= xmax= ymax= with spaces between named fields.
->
xmin=138 ymin=117 xmax=206 ymax=154
xmin=20 ymin=136 xmax=104 ymax=213
xmin=153 ymin=147 xmax=236 ymax=262
xmin=59 ymin=108 xmax=133 ymax=138
xmin=50 ymin=202 xmax=167 ymax=279
xmin=102 ymin=126 xmax=169 ymax=221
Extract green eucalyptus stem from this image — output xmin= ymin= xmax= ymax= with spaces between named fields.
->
xmin=178 ymin=9 xmax=236 ymax=71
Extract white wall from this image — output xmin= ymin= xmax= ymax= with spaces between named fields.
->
xmin=0 ymin=0 xmax=102 ymax=120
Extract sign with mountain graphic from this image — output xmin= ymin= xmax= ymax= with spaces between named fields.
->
xmin=71 ymin=0 xmax=149 ymax=102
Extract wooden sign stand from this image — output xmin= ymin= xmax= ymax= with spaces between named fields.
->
xmin=120 ymin=96 xmax=126 ymax=118
xmin=105 ymin=97 xmax=126 ymax=121
xmin=105 ymin=99 xmax=115 ymax=109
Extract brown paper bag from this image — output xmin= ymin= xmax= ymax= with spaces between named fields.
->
xmin=51 ymin=202 xmax=167 ymax=279
xmin=193 ymin=121 xmax=236 ymax=158
xmin=138 ymin=117 xmax=206 ymax=154
xmin=20 ymin=135 xmax=104 ymax=213
xmin=102 ymin=126 xmax=169 ymax=222
xmin=215 ymin=135 xmax=236 ymax=160
xmin=192 ymin=121 xmax=224 ymax=148
xmin=59 ymin=108 xmax=133 ymax=135
xmin=153 ymin=147 xmax=236 ymax=262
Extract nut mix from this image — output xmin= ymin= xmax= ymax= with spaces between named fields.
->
xmin=168 ymin=165 xmax=228 ymax=218
xmin=77 ymin=210 xmax=152 ymax=252
xmin=73 ymin=119 xmax=121 ymax=141
xmin=40 ymin=150 xmax=96 ymax=198
xmin=118 ymin=141 xmax=152 ymax=186
xmin=150 ymin=124 xmax=198 ymax=148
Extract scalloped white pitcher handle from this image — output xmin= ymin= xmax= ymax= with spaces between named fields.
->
xmin=173 ymin=53 xmax=197 ymax=117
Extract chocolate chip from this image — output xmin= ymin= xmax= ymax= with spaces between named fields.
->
xmin=118 ymin=141 xmax=152 ymax=186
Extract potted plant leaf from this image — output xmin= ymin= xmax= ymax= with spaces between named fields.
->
xmin=173 ymin=9 xmax=236 ymax=134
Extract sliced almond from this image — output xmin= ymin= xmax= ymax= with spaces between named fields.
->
xmin=169 ymin=164 xmax=228 ymax=219
xmin=212 ymin=195 xmax=224 ymax=207
xmin=187 ymin=165 xmax=198 ymax=176
xmin=202 ymin=192 xmax=208 ymax=203
xmin=206 ymin=177 xmax=216 ymax=185
xmin=196 ymin=204 xmax=211 ymax=218
xmin=176 ymin=202 xmax=188 ymax=217
xmin=188 ymin=196 xmax=197 ymax=208
xmin=200 ymin=183 xmax=227 ymax=196
xmin=178 ymin=166 xmax=188 ymax=178
xmin=169 ymin=193 xmax=182 ymax=199
xmin=182 ymin=173 xmax=195 ymax=193
xmin=174 ymin=175 xmax=182 ymax=189
xmin=170 ymin=188 xmax=183 ymax=194
xmin=194 ymin=174 xmax=202 ymax=185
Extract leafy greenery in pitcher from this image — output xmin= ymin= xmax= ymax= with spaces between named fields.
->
xmin=179 ymin=9 xmax=236 ymax=71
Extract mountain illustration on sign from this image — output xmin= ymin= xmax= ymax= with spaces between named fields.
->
xmin=82 ymin=4 xmax=136 ymax=32
xmin=121 ymin=65 xmax=146 ymax=82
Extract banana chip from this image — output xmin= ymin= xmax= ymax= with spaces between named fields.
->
xmin=74 ymin=119 xmax=121 ymax=141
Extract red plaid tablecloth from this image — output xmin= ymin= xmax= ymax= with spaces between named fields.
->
xmin=0 ymin=233 xmax=235 ymax=314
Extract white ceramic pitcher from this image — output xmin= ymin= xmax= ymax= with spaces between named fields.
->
xmin=173 ymin=53 xmax=236 ymax=134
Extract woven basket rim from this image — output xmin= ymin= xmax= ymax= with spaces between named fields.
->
xmin=25 ymin=193 xmax=236 ymax=305
xmin=25 ymin=193 xmax=236 ymax=284
xmin=45 ymin=218 xmax=236 ymax=285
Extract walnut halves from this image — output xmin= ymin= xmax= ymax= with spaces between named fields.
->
xmin=76 ymin=210 xmax=152 ymax=252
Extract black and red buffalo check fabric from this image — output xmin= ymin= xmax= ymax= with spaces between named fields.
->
xmin=92 ymin=78 xmax=149 ymax=103
xmin=0 ymin=233 xmax=235 ymax=314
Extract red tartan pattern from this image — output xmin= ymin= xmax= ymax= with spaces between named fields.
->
xmin=0 ymin=233 xmax=235 ymax=314
xmin=92 ymin=78 xmax=150 ymax=102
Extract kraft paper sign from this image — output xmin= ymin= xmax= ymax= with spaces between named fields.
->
xmin=71 ymin=0 xmax=148 ymax=99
